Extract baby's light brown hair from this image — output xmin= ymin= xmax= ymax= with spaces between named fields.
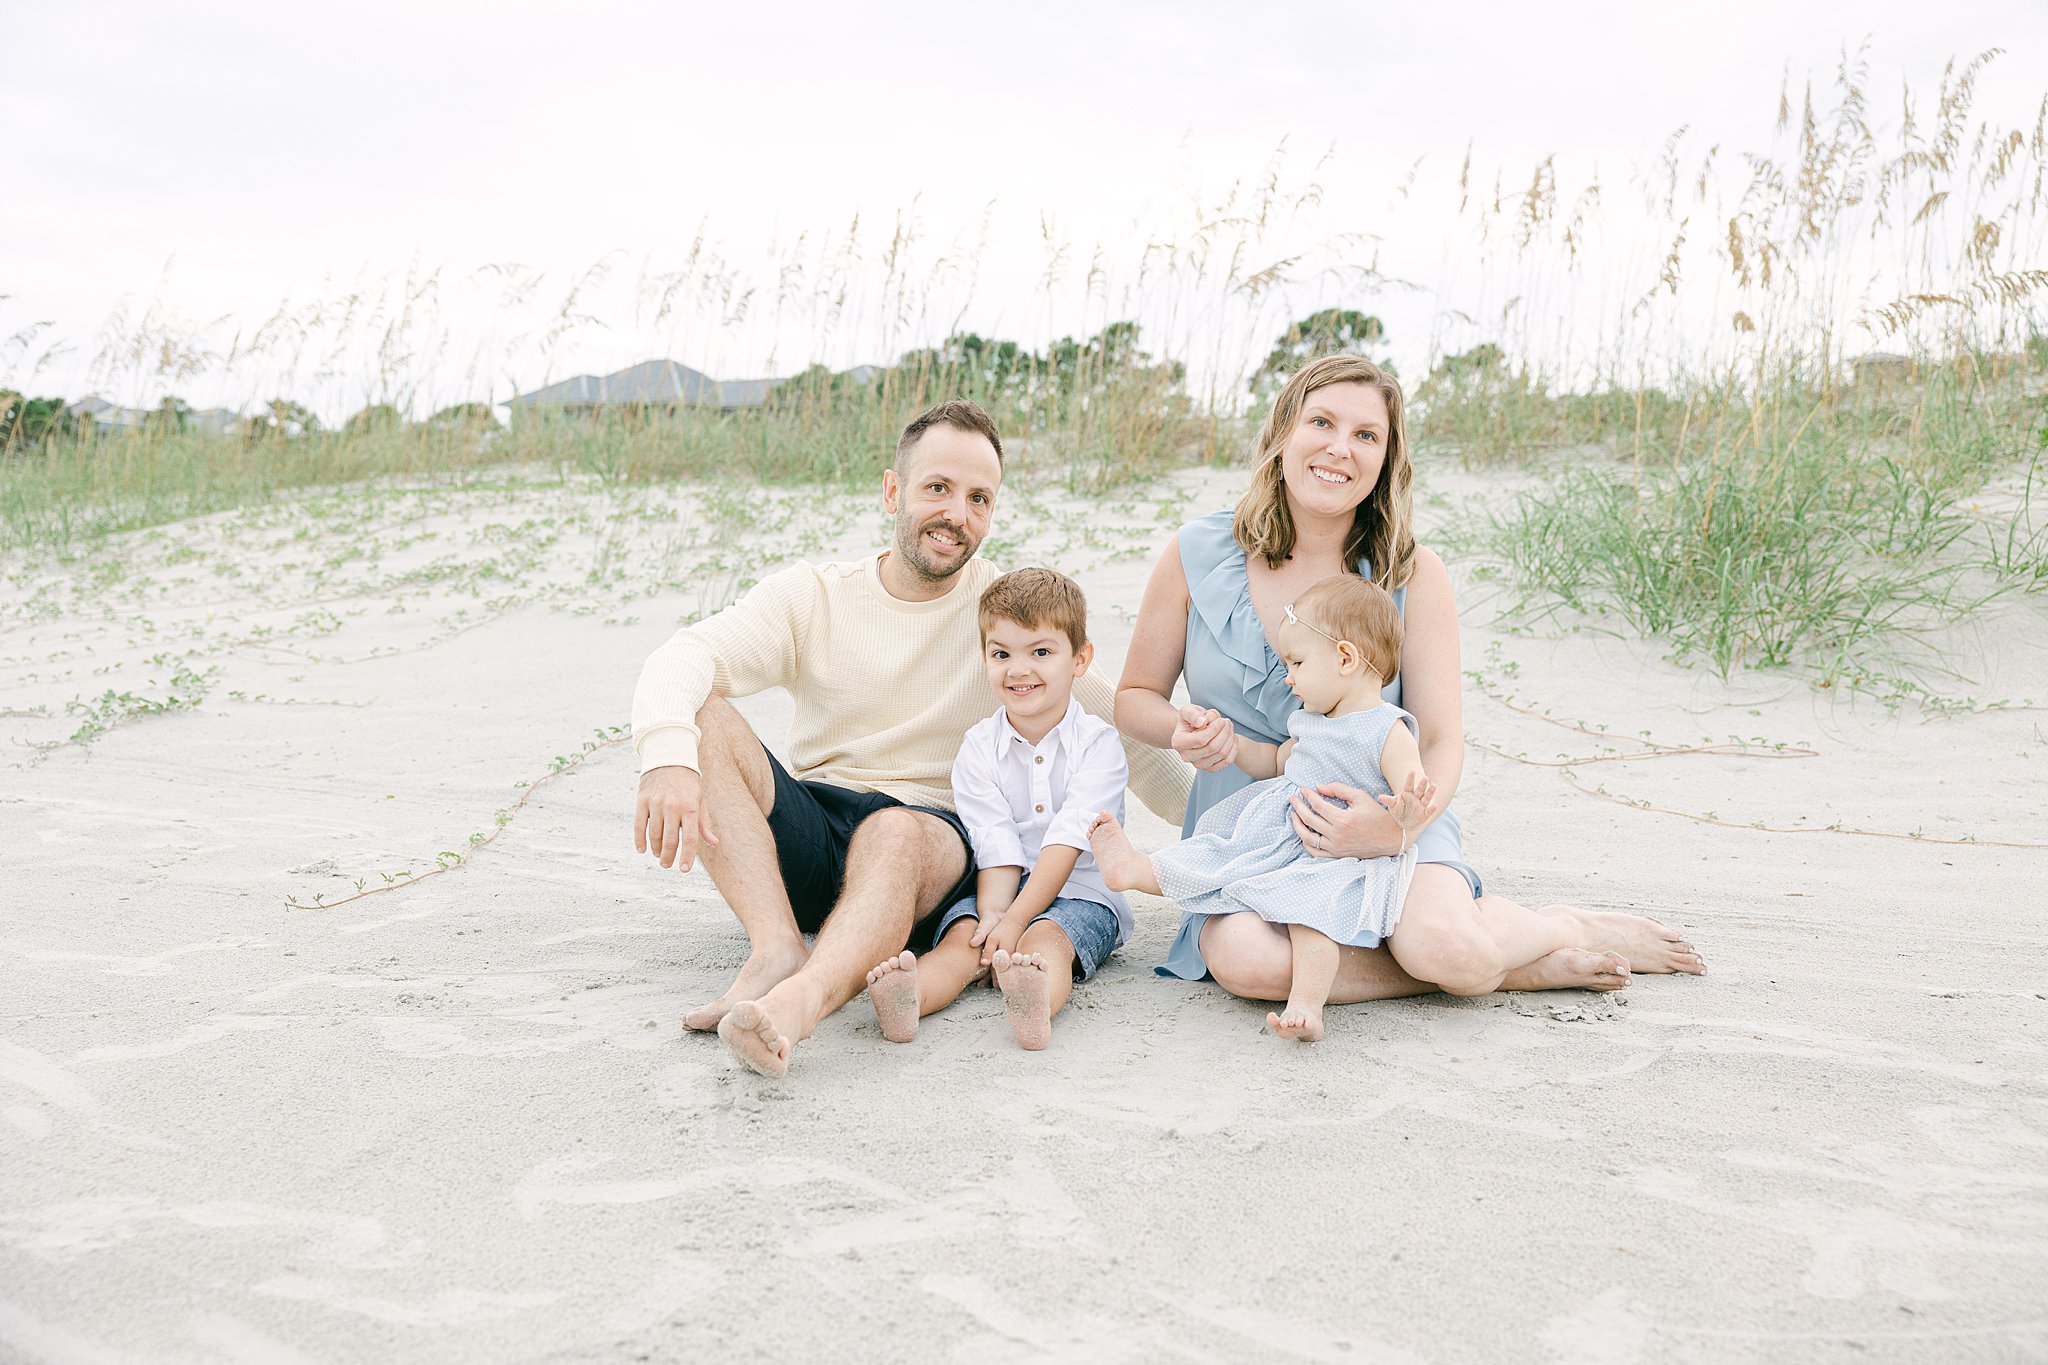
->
xmin=978 ymin=566 xmax=1088 ymax=651
xmin=1291 ymin=573 xmax=1402 ymax=681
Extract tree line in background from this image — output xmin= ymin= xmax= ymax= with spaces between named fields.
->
xmin=3 ymin=311 xmax=1414 ymax=458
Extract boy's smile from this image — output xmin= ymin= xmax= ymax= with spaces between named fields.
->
xmin=983 ymin=618 xmax=1094 ymax=743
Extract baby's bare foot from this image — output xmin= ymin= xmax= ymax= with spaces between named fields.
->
xmin=717 ymin=1000 xmax=793 ymax=1078
xmin=865 ymin=950 xmax=921 ymax=1043
xmin=1265 ymin=1006 xmax=1326 ymax=1042
xmin=993 ymin=949 xmax=1052 ymax=1051
xmin=1087 ymin=813 xmax=1157 ymax=895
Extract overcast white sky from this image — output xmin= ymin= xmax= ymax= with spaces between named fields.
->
xmin=7 ymin=0 xmax=2046 ymax=415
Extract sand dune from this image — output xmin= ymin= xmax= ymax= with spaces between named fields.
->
xmin=4 ymin=466 xmax=2045 ymax=1363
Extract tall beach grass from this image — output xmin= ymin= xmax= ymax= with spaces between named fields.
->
xmin=4 ymin=49 xmax=2045 ymax=692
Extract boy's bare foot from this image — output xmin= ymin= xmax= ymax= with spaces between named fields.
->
xmin=1545 ymin=904 xmax=1705 ymax=976
xmin=684 ymin=943 xmax=808 ymax=1032
xmin=1515 ymin=947 xmax=1632 ymax=993
xmin=717 ymin=1000 xmax=793 ymax=1077
xmin=865 ymin=950 xmax=921 ymax=1043
xmin=993 ymin=949 xmax=1052 ymax=1051
xmin=1087 ymin=813 xmax=1158 ymax=896
xmin=1265 ymin=1006 xmax=1326 ymax=1042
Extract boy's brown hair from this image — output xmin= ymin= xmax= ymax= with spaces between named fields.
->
xmin=1290 ymin=573 xmax=1402 ymax=680
xmin=978 ymin=567 xmax=1088 ymax=652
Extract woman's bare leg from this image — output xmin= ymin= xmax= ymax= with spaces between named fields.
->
xmin=1388 ymin=867 xmax=1591 ymax=996
xmin=1525 ymin=901 xmax=1706 ymax=975
xmin=1199 ymin=911 xmax=1432 ymax=1004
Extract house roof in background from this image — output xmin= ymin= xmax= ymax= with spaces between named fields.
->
xmin=508 ymin=360 xmax=725 ymax=408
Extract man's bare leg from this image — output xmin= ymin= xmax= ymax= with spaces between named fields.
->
xmin=721 ymin=808 xmax=966 ymax=1077
xmin=682 ymin=696 xmax=810 ymax=1031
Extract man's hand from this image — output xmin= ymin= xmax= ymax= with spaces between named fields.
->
xmin=634 ymin=765 xmax=719 ymax=873
xmin=972 ymin=912 xmax=1030 ymax=965
xmin=1170 ymin=704 xmax=1238 ymax=772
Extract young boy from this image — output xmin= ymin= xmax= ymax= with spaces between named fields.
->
xmin=863 ymin=567 xmax=1130 ymax=1050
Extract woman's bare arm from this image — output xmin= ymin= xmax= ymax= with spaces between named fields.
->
xmin=1116 ymin=535 xmax=1240 ymax=771
xmin=1115 ymin=535 xmax=1191 ymax=747
xmin=1392 ymin=546 xmax=1465 ymax=806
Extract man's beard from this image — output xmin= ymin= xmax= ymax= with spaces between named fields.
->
xmin=894 ymin=512 xmax=977 ymax=583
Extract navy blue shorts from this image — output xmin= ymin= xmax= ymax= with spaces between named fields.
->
xmin=762 ymin=748 xmax=975 ymax=935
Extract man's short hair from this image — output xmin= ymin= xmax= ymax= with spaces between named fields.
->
xmin=897 ymin=399 xmax=1004 ymax=471
xmin=978 ymin=567 xmax=1088 ymax=652
xmin=1291 ymin=573 xmax=1403 ymax=680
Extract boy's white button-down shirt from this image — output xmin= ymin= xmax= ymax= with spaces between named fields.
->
xmin=949 ymin=697 xmax=1132 ymax=945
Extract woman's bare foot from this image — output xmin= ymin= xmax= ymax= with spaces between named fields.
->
xmin=1266 ymin=1005 xmax=1326 ymax=1041
xmin=1513 ymin=947 xmax=1632 ymax=993
xmin=684 ymin=943 xmax=809 ymax=1032
xmin=865 ymin=950 xmax=921 ymax=1043
xmin=716 ymin=1000 xmax=793 ymax=1077
xmin=1546 ymin=904 xmax=1706 ymax=976
xmin=1087 ymin=813 xmax=1161 ymax=896
xmin=993 ymin=949 xmax=1052 ymax=1051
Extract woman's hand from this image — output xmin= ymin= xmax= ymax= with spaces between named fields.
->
xmin=1170 ymin=704 xmax=1239 ymax=772
xmin=1289 ymin=783 xmax=1405 ymax=859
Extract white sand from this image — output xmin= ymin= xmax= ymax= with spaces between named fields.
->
xmin=4 ymin=465 xmax=2046 ymax=1363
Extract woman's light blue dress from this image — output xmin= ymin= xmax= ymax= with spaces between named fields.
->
xmin=1156 ymin=510 xmax=1484 ymax=981
xmin=1154 ymin=704 xmax=1421 ymax=949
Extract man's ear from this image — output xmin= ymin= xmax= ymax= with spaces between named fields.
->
xmin=881 ymin=467 xmax=901 ymax=515
xmin=1074 ymin=641 xmax=1096 ymax=677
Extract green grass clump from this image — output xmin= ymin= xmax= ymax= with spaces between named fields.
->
xmin=1475 ymin=363 xmax=2045 ymax=682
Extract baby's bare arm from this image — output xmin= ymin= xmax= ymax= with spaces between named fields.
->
xmin=1236 ymin=736 xmax=1294 ymax=781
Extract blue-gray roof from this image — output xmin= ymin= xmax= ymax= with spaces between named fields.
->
xmin=509 ymin=359 xmax=770 ymax=409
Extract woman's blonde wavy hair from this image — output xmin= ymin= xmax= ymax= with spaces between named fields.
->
xmin=1232 ymin=354 xmax=1416 ymax=588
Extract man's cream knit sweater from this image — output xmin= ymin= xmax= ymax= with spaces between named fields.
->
xmin=632 ymin=551 xmax=1190 ymax=823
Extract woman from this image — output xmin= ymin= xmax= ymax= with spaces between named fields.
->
xmin=1115 ymin=354 xmax=1704 ymax=1002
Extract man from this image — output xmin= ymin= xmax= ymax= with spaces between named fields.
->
xmin=631 ymin=400 xmax=1189 ymax=1077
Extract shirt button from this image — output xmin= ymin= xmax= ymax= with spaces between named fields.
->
xmin=1034 ymin=804 xmax=1044 ymax=813
xmin=1035 ymin=755 xmax=1045 ymax=764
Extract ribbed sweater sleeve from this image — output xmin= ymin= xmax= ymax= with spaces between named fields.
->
xmin=631 ymin=563 xmax=812 ymax=774
xmin=1075 ymin=668 xmax=1189 ymax=828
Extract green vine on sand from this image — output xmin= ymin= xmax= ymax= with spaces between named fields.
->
xmin=283 ymin=726 xmax=631 ymax=910
xmin=1465 ymin=664 xmax=2046 ymax=850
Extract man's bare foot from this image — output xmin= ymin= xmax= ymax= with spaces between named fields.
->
xmin=992 ymin=949 xmax=1052 ymax=1051
xmin=716 ymin=1000 xmax=793 ymax=1078
xmin=866 ymin=950 xmax=921 ymax=1044
xmin=1547 ymin=904 xmax=1706 ymax=976
xmin=1265 ymin=1005 xmax=1326 ymax=1041
xmin=1513 ymin=947 xmax=1632 ymax=993
xmin=1087 ymin=813 xmax=1159 ymax=896
xmin=684 ymin=943 xmax=808 ymax=1032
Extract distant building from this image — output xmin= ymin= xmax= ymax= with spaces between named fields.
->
xmin=1850 ymin=353 xmax=1917 ymax=388
xmin=63 ymin=397 xmax=243 ymax=435
xmin=505 ymin=359 xmax=789 ymax=417
xmin=64 ymin=396 xmax=149 ymax=432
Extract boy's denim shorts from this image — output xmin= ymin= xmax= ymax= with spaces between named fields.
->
xmin=931 ymin=894 xmax=1122 ymax=981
